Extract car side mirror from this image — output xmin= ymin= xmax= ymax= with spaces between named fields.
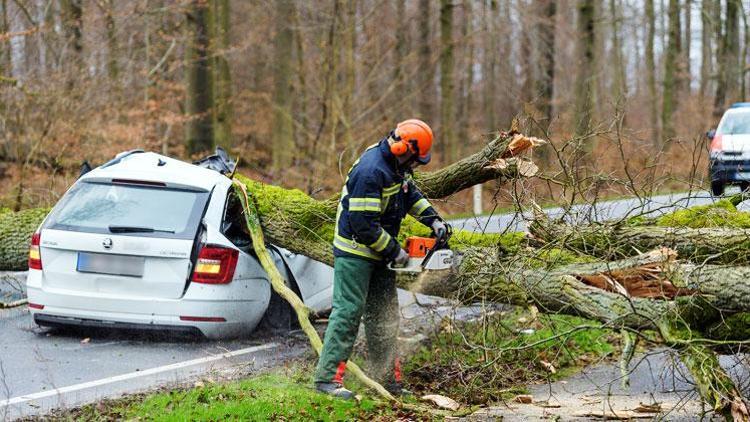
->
xmin=707 ymin=129 xmax=716 ymax=140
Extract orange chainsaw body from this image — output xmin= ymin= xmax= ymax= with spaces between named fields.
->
xmin=405 ymin=236 xmax=437 ymax=258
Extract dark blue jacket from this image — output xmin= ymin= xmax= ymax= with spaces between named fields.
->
xmin=333 ymin=139 xmax=439 ymax=261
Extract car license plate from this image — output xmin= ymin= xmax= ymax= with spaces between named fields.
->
xmin=77 ymin=252 xmax=145 ymax=277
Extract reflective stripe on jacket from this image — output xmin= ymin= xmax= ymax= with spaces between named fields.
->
xmin=333 ymin=139 xmax=439 ymax=262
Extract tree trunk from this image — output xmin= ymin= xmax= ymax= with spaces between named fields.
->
xmin=662 ymin=0 xmax=681 ymax=140
xmin=529 ymin=217 xmax=750 ymax=266
xmin=573 ymin=0 xmax=595 ymax=141
xmin=439 ymin=0 xmax=455 ymax=162
xmin=482 ymin=0 xmax=498 ymax=132
xmin=417 ymin=0 xmax=434 ymax=121
xmin=609 ymin=0 xmax=626 ymax=104
xmin=699 ymin=0 xmax=712 ymax=99
xmin=185 ymin=0 xmax=214 ymax=155
xmin=212 ymin=0 xmax=232 ymax=149
xmin=536 ymin=0 xmax=556 ymax=138
xmin=645 ymin=0 xmax=660 ymax=145
xmin=271 ymin=0 xmax=294 ymax=172
xmin=683 ymin=0 xmax=691 ymax=92
xmin=455 ymin=0 xmax=474 ymax=160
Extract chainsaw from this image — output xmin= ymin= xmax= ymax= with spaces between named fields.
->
xmin=388 ymin=224 xmax=455 ymax=273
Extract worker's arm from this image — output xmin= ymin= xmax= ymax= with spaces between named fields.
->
xmin=347 ymin=172 xmax=401 ymax=260
xmin=405 ymin=179 xmax=440 ymax=228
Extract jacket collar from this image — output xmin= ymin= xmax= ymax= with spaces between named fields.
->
xmin=379 ymin=138 xmax=400 ymax=173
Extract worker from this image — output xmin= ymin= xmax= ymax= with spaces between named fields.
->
xmin=314 ymin=119 xmax=448 ymax=399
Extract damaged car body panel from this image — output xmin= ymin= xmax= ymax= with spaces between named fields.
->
xmin=26 ymin=151 xmax=332 ymax=339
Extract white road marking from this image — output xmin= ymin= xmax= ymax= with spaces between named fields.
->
xmin=0 ymin=343 xmax=278 ymax=408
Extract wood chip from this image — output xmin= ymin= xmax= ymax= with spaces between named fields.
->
xmin=80 ymin=338 xmax=90 ymax=344
xmin=513 ymin=394 xmax=533 ymax=404
xmin=540 ymin=360 xmax=557 ymax=374
xmin=421 ymin=394 xmax=460 ymax=411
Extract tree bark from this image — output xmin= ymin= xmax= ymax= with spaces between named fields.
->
xmin=417 ymin=0 xmax=434 ymax=121
xmin=573 ymin=0 xmax=596 ymax=141
xmin=645 ymin=0 xmax=660 ymax=145
xmin=662 ymin=0 xmax=681 ymax=140
xmin=439 ymin=0 xmax=455 ymax=163
xmin=271 ymin=0 xmax=294 ymax=172
xmin=699 ymin=0 xmax=712 ymax=99
xmin=185 ymin=0 xmax=214 ymax=155
xmin=212 ymin=0 xmax=232 ymax=149
xmin=529 ymin=217 xmax=750 ymax=266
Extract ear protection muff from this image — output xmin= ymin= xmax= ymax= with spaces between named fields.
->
xmin=389 ymin=131 xmax=417 ymax=156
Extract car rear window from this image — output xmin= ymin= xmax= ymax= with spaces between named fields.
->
xmin=44 ymin=181 xmax=210 ymax=239
xmin=719 ymin=112 xmax=750 ymax=135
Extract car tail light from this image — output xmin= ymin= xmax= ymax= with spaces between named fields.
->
xmin=710 ymin=134 xmax=723 ymax=152
xmin=191 ymin=245 xmax=238 ymax=284
xmin=28 ymin=303 xmax=44 ymax=310
xmin=28 ymin=232 xmax=42 ymax=270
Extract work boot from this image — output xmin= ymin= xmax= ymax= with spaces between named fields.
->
xmin=384 ymin=381 xmax=412 ymax=398
xmin=315 ymin=382 xmax=354 ymax=400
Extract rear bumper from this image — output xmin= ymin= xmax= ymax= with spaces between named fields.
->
xmin=26 ymin=272 xmax=271 ymax=339
xmin=34 ymin=314 xmax=204 ymax=336
xmin=710 ymin=158 xmax=750 ymax=182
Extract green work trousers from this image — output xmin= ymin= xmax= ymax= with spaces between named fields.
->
xmin=314 ymin=256 xmax=400 ymax=385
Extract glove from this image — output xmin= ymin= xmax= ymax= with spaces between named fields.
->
xmin=431 ymin=219 xmax=447 ymax=240
xmin=392 ymin=248 xmax=409 ymax=267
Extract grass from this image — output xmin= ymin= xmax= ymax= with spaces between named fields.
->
xmin=59 ymin=363 xmax=423 ymax=422
xmin=404 ymin=309 xmax=617 ymax=405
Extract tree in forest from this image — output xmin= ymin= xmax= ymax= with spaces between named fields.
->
xmin=662 ymin=0 xmax=682 ymax=140
xmin=271 ymin=0 xmax=295 ymax=172
xmin=212 ymin=0 xmax=232 ymax=148
xmin=573 ymin=0 xmax=595 ymax=143
xmin=417 ymin=0 xmax=434 ymax=121
xmin=185 ymin=0 xmax=214 ymax=155
xmin=535 ymin=0 xmax=556 ymax=139
xmin=645 ymin=0 xmax=659 ymax=144
xmin=699 ymin=0 xmax=712 ymax=99
xmin=439 ymin=0 xmax=455 ymax=162
xmin=713 ymin=0 xmax=741 ymax=116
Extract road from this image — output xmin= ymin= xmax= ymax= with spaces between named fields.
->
xmin=448 ymin=190 xmax=719 ymax=234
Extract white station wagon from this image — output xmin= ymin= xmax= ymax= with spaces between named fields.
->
xmin=26 ymin=150 xmax=333 ymax=339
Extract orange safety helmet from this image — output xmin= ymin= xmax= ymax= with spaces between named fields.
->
xmin=391 ymin=119 xmax=434 ymax=164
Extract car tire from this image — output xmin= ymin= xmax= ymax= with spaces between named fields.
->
xmin=711 ymin=180 xmax=725 ymax=196
xmin=258 ymin=289 xmax=297 ymax=333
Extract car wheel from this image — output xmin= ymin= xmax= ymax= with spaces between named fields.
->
xmin=711 ymin=180 xmax=725 ymax=196
xmin=258 ymin=290 xmax=295 ymax=333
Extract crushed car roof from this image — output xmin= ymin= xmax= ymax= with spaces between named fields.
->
xmin=81 ymin=151 xmax=230 ymax=191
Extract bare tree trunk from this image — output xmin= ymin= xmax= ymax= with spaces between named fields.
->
xmin=439 ymin=0 xmax=455 ymax=162
xmin=456 ymin=0 xmax=474 ymax=159
xmin=536 ymin=0 xmax=556 ymax=139
xmin=392 ymin=0 xmax=408 ymax=116
xmin=212 ymin=0 xmax=232 ymax=149
xmin=645 ymin=0 xmax=660 ymax=145
xmin=483 ymin=0 xmax=497 ymax=132
xmin=699 ymin=0 xmax=712 ymax=99
xmin=60 ymin=0 xmax=82 ymax=88
xmin=609 ymin=0 xmax=627 ymax=106
xmin=573 ymin=0 xmax=595 ymax=143
xmin=0 ymin=0 xmax=10 ymax=76
xmin=271 ymin=0 xmax=294 ymax=172
xmin=417 ymin=0 xmax=434 ymax=121
xmin=662 ymin=0 xmax=681 ymax=140
xmin=683 ymin=0 xmax=691 ymax=92
xmin=340 ymin=0 xmax=355 ymax=149
xmin=184 ymin=0 xmax=214 ymax=155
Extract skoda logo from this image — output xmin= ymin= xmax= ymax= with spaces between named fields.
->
xmin=102 ymin=238 xmax=113 ymax=250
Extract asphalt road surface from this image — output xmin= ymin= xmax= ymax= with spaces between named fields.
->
xmin=448 ymin=189 xmax=719 ymax=234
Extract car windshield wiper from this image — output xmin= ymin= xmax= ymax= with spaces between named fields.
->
xmin=108 ymin=225 xmax=175 ymax=234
